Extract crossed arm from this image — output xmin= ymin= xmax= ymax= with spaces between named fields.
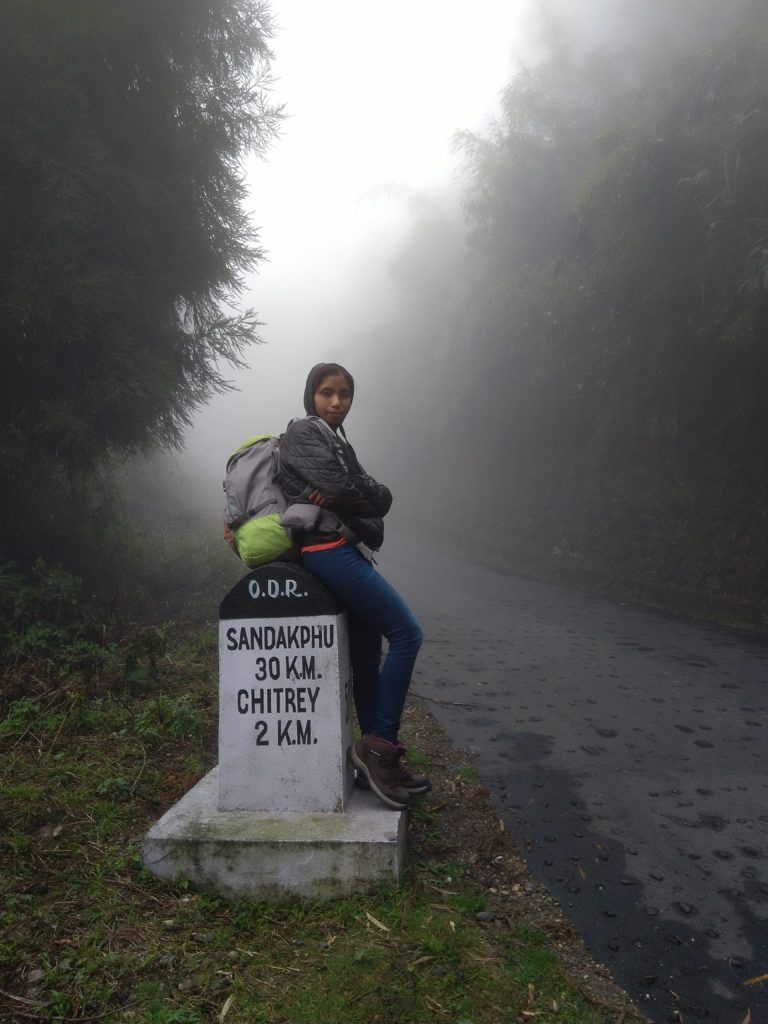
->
xmin=280 ymin=420 xmax=392 ymax=517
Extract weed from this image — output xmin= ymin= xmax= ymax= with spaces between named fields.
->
xmin=403 ymin=745 xmax=430 ymax=772
xmin=147 ymin=1010 xmax=206 ymax=1024
xmin=457 ymin=762 xmax=479 ymax=782
xmin=133 ymin=694 xmax=205 ymax=742
xmin=452 ymin=890 xmax=487 ymax=915
xmin=426 ymin=859 xmax=466 ymax=883
xmin=0 ymin=697 xmax=44 ymax=739
xmin=94 ymin=775 xmax=132 ymax=798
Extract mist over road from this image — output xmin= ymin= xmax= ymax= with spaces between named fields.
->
xmin=383 ymin=532 xmax=768 ymax=1023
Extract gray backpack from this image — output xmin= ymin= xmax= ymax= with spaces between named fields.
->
xmin=223 ymin=435 xmax=293 ymax=567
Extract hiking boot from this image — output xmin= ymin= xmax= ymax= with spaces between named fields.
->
xmin=351 ymin=736 xmax=410 ymax=810
xmin=354 ymin=745 xmax=432 ymax=795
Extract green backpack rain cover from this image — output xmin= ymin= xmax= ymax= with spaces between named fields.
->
xmin=223 ymin=435 xmax=294 ymax=568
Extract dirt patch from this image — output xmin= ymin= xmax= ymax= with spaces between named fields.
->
xmin=402 ymin=698 xmax=650 ymax=1023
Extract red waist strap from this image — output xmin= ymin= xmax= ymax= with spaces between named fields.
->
xmin=300 ymin=537 xmax=348 ymax=554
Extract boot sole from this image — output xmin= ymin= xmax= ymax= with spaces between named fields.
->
xmin=351 ymin=746 xmax=409 ymax=810
xmin=356 ymin=772 xmax=432 ymax=796
xmin=405 ymin=779 xmax=432 ymax=794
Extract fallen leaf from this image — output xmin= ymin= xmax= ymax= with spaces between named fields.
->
xmin=740 ymin=1010 xmax=751 ymax=1024
xmin=499 ymin=818 xmax=505 ymax=832
xmin=743 ymin=973 xmax=768 ymax=986
xmin=409 ymin=955 xmax=436 ymax=968
xmin=527 ymin=982 xmax=535 ymax=1006
xmin=219 ymin=994 xmax=234 ymax=1023
xmin=426 ymin=995 xmax=445 ymax=1011
xmin=365 ymin=910 xmax=390 ymax=933
xmin=577 ymin=864 xmax=586 ymax=881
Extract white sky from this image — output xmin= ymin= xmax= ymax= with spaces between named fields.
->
xmin=185 ymin=0 xmax=528 ymax=477
xmin=245 ymin=0 xmax=527 ymax=287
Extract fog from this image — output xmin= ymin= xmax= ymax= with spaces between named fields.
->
xmin=164 ymin=0 xmax=744 ymax=520
xmin=183 ymin=0 xmax=525 ymax=495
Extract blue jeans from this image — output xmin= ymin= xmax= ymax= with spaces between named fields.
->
xmin=302 ymin=544 xmax=423 ymax=744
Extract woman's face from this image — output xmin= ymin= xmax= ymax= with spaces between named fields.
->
xmin=313 ymin=373 xmax=353 ymax=427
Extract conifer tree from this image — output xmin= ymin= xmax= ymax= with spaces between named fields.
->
xmin=0 ymin=0 xmax=280 ymax=494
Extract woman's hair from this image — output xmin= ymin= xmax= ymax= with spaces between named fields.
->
xmin=303 ymin=362 xmax=355 ymax=416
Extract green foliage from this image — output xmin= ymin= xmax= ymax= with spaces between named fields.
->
xmin=5 ymin=560 xmax=104 ymax=632
xmin=133 ymin=694 xmax=205 ymax=742
xmin=0 ymin=561 xmax=112 ymax=688
xmin=145 ymin=1011 xmax=206 ymax=1024
xmin=0 ymin=0 xmax=281 ymax=566
xmin=0 ymin=698 xmax=65 ymax=740
xmin=0 ymin=561 xmax=216 ymax=716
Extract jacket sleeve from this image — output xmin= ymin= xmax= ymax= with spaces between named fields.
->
xmin=279 ymin=420 xmax=391 ymax=517
xmin=354 ymin=473 xmax=392 ymax=516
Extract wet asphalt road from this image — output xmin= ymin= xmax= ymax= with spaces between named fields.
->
xmin=383 ymin=533 xmax=768 ymax=1023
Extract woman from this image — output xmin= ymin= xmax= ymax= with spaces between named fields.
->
xmin=278 ymin=362 xmax=428 ymax=810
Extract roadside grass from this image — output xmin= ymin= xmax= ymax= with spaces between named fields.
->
xmin=2 ymin=622 xmax=608 ymax=1024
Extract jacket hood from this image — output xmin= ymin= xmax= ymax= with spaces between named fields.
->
xmin=303 ymin=362 xmax=355 ymax=416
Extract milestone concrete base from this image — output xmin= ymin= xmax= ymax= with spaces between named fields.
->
xmin=141 ymin=767 xmax=406 ymax=900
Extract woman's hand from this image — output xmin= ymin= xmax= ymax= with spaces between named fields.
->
xmin=308 ymin=489 xmax=327 ymax=507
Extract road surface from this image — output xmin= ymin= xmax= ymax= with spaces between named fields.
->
xmin=384 ymin=533 xmax=768 ymax=1023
